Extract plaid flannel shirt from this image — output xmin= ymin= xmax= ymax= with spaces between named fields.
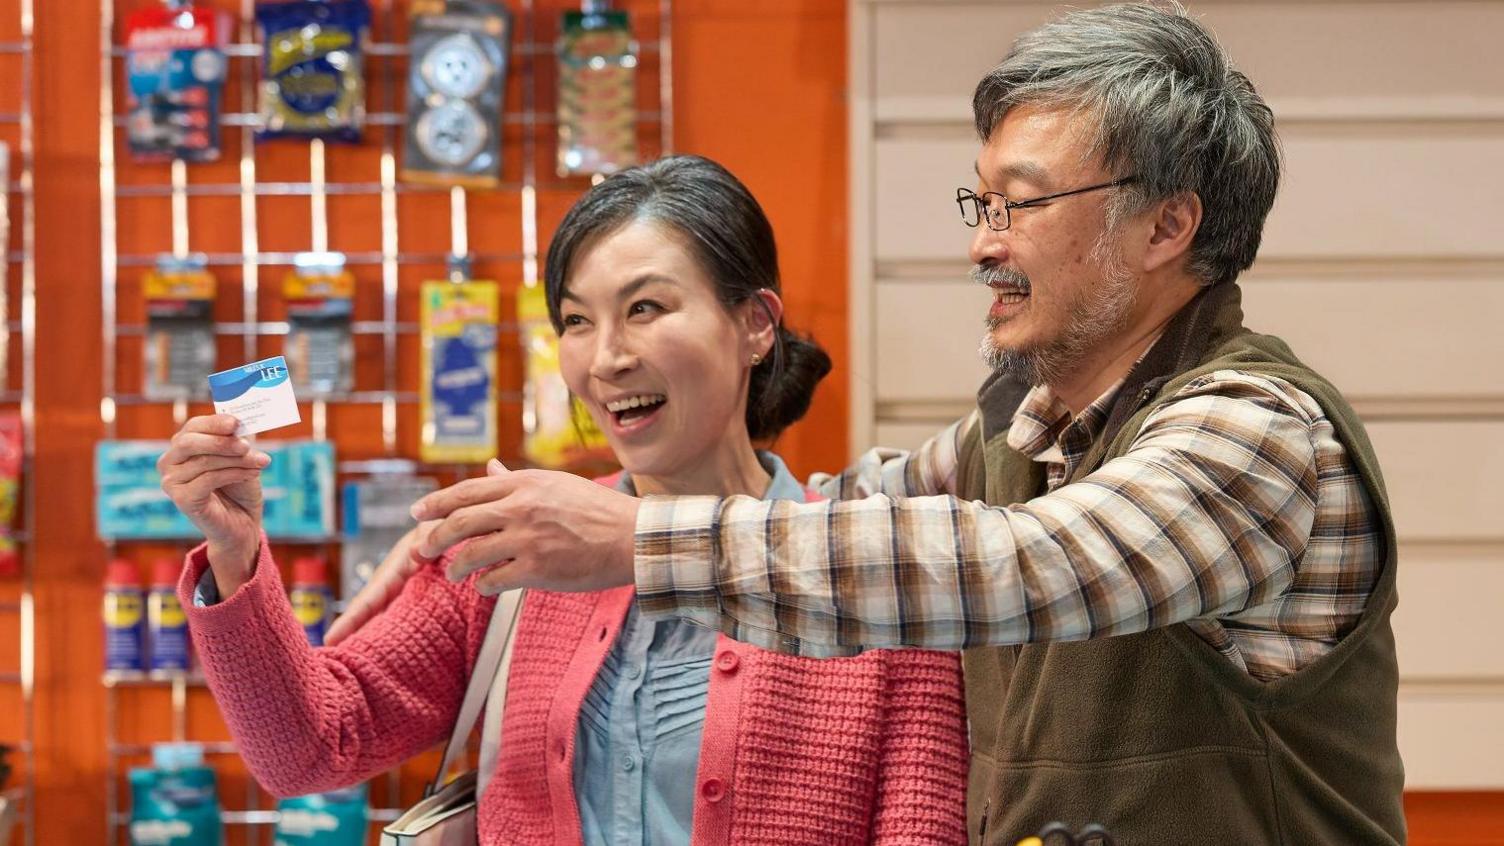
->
xmin=635 ymin=370 xmax=1383 ymax=680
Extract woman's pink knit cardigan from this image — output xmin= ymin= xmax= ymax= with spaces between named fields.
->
xmin=178 ymin=506 xmax=969 ymax=844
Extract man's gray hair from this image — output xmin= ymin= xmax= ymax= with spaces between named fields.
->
xmin=973 ymin=2 xmax=1279 ymax=286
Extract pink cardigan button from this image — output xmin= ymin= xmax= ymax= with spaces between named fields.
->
xmin=714 ymin=651 xmax=739 ymax=673
xmin=700 ymin=778 xmax=726 ymax=803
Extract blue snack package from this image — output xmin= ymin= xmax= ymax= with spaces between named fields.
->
xmin=256 ymin=0 xmax=371 ymax=142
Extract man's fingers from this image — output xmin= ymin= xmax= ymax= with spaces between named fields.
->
xmin=474 ymin=557 xmax=529 ymax=597
xmin=486 ymin=458 xmax=509 ymax=476
xmin=442 ymin=531 xmax=519 ymax=584
xmin=415 ymin=500 xmax=510 ymax=559
xmin=410 ymin=475 xmax=517 ymax=522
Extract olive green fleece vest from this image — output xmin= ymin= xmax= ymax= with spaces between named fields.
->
xmin=958 ymin=283 xmax=1406 ymax=845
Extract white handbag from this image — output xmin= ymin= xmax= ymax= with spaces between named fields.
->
xmin=381 ymin=588 xmax=525 ymax=845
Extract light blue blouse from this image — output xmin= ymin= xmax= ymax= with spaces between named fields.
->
xmin=573 ymin=452 xmax=804 ymax=846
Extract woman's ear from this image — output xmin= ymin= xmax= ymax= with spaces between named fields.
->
xmin=743 ymin=288 xmax=784 ymax=363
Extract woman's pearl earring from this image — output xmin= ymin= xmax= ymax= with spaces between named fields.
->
xmin=750 ymin=353 xmax=762 ymax=366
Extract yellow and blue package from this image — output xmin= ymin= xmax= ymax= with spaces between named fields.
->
xmin=125 ymin=2 xmax=232 ymax=162
xmin=420 ymin=278 xmax=498 ymax=463
xmin=144 ymin=256 xmax=218 ymax=400
xmin=518 ymin=284 xmax=610 ymax=468
xmin=556 ymin=2 xmax=638 ymax=177
xmin=256 ymin=0 xmax=369 ymax=142
xmin=402 ymin=1 xmax=511 ymax=186
xmin=283 ymin=253 xmax=355 ymax=398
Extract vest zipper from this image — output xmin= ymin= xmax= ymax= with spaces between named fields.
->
xmin=979 ymin=799 xmax=990 ymax=840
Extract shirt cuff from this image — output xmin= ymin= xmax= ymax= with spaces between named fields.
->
xmin=632 ymin=495 xmax=725 ymax=629
xmin=193 ymin=567 xmax=220 ymax=607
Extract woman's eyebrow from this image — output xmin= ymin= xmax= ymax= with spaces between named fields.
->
xmin=560 ymin=273 xmax=677 ymax=304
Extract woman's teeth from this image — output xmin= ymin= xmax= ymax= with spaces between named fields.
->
xmin=605 ymin=394 xmax=667 ymax=413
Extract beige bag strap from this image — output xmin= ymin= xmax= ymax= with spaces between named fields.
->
xmin=428 ymin=588 xmax=525 ymax=797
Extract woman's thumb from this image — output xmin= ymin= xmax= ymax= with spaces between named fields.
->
xmin=486 ymin=458 xmax=510 ymax=476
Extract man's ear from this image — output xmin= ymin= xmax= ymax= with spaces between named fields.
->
xmin=1143 ymin=191 xmax=1203 ymax=274
xmin=743 ymin=288 xmax=784 ymax=362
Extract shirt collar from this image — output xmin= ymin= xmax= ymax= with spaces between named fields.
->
xmin=614 ymin=450 xmax=806 ymax=502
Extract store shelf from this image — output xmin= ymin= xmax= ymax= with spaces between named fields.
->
xmin=114 ymin=251 xmax=526 ymax=268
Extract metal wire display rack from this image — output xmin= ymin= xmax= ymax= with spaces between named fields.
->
xmin=97 ymin=1 xmax=671 ymax=842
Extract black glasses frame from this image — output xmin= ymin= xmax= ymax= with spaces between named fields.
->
xmin=956 ymin=176 xmax=1137 ymax=231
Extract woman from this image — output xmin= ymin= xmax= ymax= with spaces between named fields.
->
xmin=159 ymin=155 xmax=968 ymax=845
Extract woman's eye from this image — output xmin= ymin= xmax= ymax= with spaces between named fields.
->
xmin=628 ymin=300 xmax=663 ymax=317
xmin=561 ymin=314 xmax=587 ymax=329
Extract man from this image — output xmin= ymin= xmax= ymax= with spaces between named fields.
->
xmin=358 ymin=4 xmax=1406 ymax=842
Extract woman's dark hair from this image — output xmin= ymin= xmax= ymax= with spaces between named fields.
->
xmin=544 ymin=154 xmax=831 ymax=441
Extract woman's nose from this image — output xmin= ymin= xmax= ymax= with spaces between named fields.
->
xmin=589 ymin=328 xmax=637 ymax=379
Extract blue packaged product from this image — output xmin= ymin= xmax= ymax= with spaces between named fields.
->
xmin=96 ymin=441 xmax=199 ymax=540
xmin=129 ymin=744 xmax=224 ymax=846
xmin=256 ymin=0 xmax=371 ymax=142
xmin=148 ymin=559 xmax=191 ymax=672
xmin=273 ymin=784 xmax=367 ymax=845
xmin=105 ymin=558 xmax=146 ymax=672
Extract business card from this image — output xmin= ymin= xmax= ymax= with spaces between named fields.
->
xmin=208 ymin=355 xmax=301 ymax=436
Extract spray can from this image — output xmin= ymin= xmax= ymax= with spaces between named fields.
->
xmin=148 ymin=558 xmax=191 ymax=673
xmin=103 ymin=558 xmax=145 ymax=672
xmin=289 ymin=557 xmax=331 ymax=647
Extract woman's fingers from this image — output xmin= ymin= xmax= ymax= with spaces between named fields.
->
xmin=161 ymin=452 xmax=270 ymax=488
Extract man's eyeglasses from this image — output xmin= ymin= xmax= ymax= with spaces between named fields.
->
xmin=956 ymin=176 xmax=1136 ymax=232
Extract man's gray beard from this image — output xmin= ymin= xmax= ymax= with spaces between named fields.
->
xmin=977 ymin=238 xmax=1138 ymax=387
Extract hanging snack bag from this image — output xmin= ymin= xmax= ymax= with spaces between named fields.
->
xmin=124 ymin=1 xmax=232 ymax=162
xmin=556 ymin=1 xmax=638 ymax=178
xmin=420 ymin=278 xmax=498 ymax=463
xmin=283 ymin=253 xmax=354 ymax=398
xmin=256 ymin=0 xmax=370 ymax=142
xmin=0 ymin=414 xmax=20 ymax=578
xmin=402 ymin=1 xmax=511 ymax=186
xmin=518 ymin=284 xmax=609 ymax=468
xmin=144 ymin=255 xmax=217 ymax=400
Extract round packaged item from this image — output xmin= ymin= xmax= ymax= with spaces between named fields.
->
xmin=420 ymin=32 xmax=495 ymax=100
xmin=415 ymin=99 xmax=490 ymax=167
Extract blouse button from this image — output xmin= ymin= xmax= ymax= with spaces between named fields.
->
xmin=701 ymin=778 xmax=726 ymax=803
xmin=714 ymin=651 xmax=740 ymax=674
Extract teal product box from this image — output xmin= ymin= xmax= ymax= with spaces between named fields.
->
xmin=260 ymin=441 xmax=336 ymax=539
xmin=273 ymin=784 xmax=367 ymax=846
xmin=128 ymin=744 xmax=224 ymax=846
xmin=96 ymin=441 xmax=197 ymax=539
xmin=97 ymin=440 xmax=335 ymax=540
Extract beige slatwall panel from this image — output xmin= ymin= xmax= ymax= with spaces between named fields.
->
xmin=852 ymin=0 xmax=1504 ymax=787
